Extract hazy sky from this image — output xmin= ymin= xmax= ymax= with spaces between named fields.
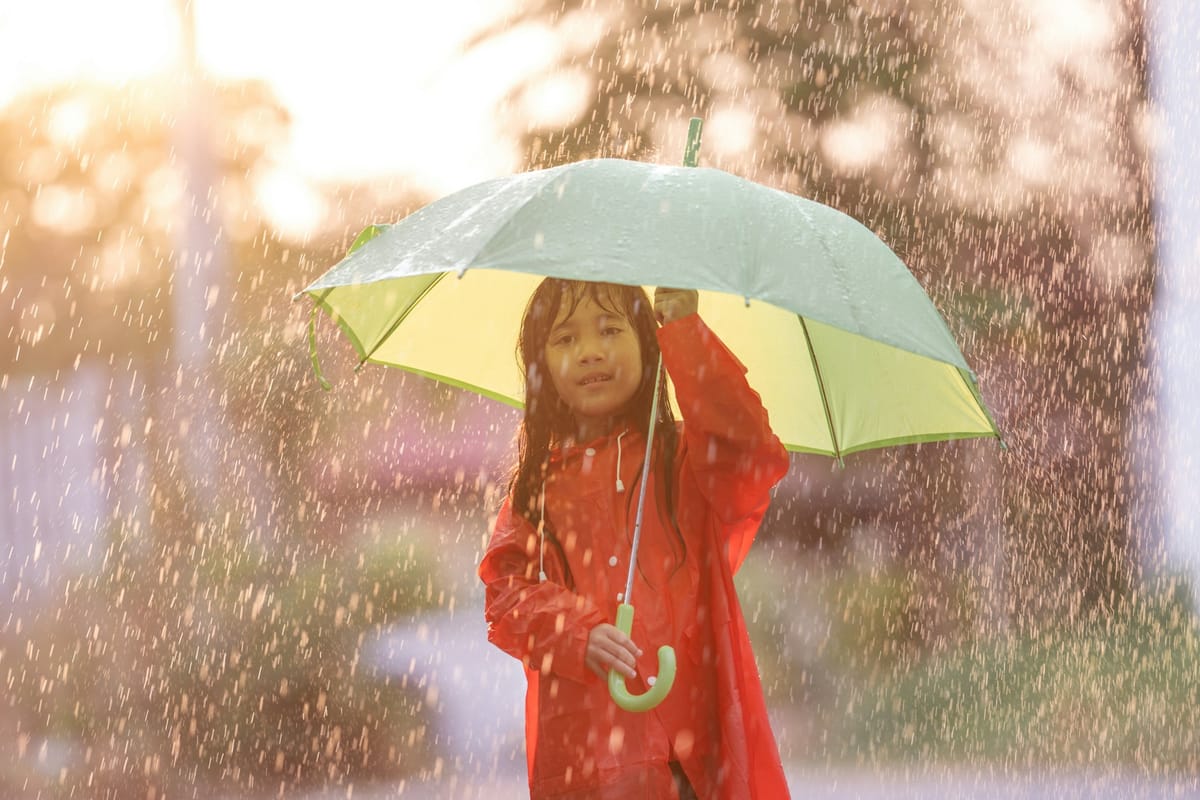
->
xmin=0 ymin=0 xmax=547 ymax=193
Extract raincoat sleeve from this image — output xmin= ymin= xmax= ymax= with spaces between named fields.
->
xmin=658 ymin=313 xmax=789 ymax=567
xmin=478 ymin=498 xmax=607 ymax=685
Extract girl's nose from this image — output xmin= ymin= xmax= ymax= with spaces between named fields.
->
xmin=576 ymin=337 xmax=605 ymax=362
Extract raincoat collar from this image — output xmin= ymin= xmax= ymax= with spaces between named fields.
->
xmin=549 ymin=423 xmax=639 ymax=464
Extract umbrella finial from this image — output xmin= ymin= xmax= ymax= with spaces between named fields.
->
xmin=683 ymin=117 xmax=703 ymax=167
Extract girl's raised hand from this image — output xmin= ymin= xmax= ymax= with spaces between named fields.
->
xmin=653 ymin=287 xmax=699 ymax=325
xmin=585 ymin=623 xmax=643 ymax=681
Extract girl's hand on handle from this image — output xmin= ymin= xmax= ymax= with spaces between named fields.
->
xmin=585 ymin=623 xmax=643 ymax=681
xmin=654 ymin=287 xmax=699 ymax=325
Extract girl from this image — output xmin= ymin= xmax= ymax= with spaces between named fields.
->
xmin=478 ymin=279 xmax=791 ymax=799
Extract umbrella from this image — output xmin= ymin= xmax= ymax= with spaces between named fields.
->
xmin=302 ymin=167 xmax=999 ymax=460
xmin=298 ymin=119 xmax=1002 ymax=710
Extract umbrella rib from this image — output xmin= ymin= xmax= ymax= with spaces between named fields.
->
xmin=798 ymin=315 xmax=843 ymax=463
xmin=954 ymin=366 xmax=1006 ymax=449
xmin=355 ymin=272 xmax=450 ymax=370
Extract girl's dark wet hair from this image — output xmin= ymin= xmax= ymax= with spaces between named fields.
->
xmin=508 ymin=279 xmax=685 ymax=586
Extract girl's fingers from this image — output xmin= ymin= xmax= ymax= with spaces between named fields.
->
xmin=594 ymin=642 xmax=636 ymax=677
xmin=590 ymin=624 xmax=640 ymax=656
xmin=653 ymin=287 xmax=698 ymax=324
xmin=588 ymin=656 xmax=633 ymax=680
xmin=609 ymin=644 xmax=640 ymax=672
xmin=586 ymin=625 xmax=641 ymax=679
xmin=584 ymin=649 xmax=626 ymax=680
xmin=603 ymin=628 xmax=642 ymax=657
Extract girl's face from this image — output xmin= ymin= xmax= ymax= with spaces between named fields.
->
xmin=543 ymin=291 xmax=643 ymax=441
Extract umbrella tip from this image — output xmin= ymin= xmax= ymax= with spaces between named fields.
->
xmin=683 ymin=118 xmax=703 ymax=167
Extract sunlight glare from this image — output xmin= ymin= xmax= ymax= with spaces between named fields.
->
xmin=0 ymin=0 xmax=176 ymax=106
xmin=253 ymin=167 xmax=328 ymax=243
xmin=194 ymin=0 xmax=536 ymax=193
xmin=820 ymin=96 xmax=908 ymax=174
xmin=0 ymin=0 xmax=539 ymax=204
xmin=707 ymin=105 xmax=758 ymax=157
xmin=1026 ymin=0 xmax=1116 ymax=57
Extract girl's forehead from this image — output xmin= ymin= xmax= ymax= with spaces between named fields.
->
xmin=553 ymin=290 xmax=627 ymax=325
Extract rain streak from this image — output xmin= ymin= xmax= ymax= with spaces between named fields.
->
xmin=2 ymin=1 xmax=1197 ymax=798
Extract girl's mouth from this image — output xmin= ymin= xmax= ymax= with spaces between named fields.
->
xmin=578 ymin=374 xmax=611 ymax=386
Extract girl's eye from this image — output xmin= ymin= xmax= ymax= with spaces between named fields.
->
xmin=552 ymin=334 xmax=574 ymax=346
xmin=602 ymin=326 xmax=623 ymax=336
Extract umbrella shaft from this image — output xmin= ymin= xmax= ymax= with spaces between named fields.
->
xmin=623 ymin=354 xmax=663 ymax=605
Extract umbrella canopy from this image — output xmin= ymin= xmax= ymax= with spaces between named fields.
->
xmin=301 ymin=157 xmax=1001 ymax=459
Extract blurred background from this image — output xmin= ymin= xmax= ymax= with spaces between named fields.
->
xmin=1 ymin=0 xmax=1198 ymax=797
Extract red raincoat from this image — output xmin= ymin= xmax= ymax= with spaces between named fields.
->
xmin=479 ymin=314 xmax=791 ymax=799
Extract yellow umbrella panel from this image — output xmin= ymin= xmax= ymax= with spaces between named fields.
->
xmin=309 ymin=267 xmax=1000 ymax=460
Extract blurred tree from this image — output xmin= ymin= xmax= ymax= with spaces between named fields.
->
xmin=0 ymin=72 xmax=420 ymax=544
xmin=0 ymin=74 xmax=440 ymax=795
xmin=477 ymin=0 xmax=1155 ymax=629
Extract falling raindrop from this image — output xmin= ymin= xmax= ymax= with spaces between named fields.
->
xmin=2 ymin=0 xmax=1193 ymax=797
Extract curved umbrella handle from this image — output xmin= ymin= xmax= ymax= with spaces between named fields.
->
xmin=607 ymin=603 xmax=676 ymax=713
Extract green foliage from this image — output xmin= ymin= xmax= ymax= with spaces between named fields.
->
xmin=4 ymin=520 xmax=441 ymax=798
xmin=820 ymin=569 xmax=968 ymax=672
xmin=824 ymin=575 xmax=1200 ymax=773
xmin=739 ymin=550 xmax=982 ymax=708
xmin=738 ymin=544 xmax=1198 ymax=773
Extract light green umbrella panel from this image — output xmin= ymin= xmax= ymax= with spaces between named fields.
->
xmin=303 ymin=157 xmax=1001 ymax=458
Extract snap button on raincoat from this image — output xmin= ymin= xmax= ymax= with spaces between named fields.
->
xmin=479 ymin=314 xmax=791 ymax=799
